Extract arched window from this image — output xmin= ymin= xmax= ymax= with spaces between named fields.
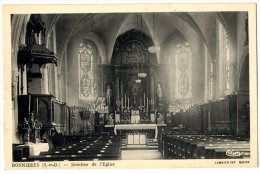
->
xmin=170 ymin=42 xmax=192 ymax=113
xmin=78 ymin=39 xmax=99 ymax=101
xmin=209 ymin=59 xmax=214 ymax=99
xmin=224 ymin=31 xmax=231 ymax=94
xmin=204 ymin=44 xmax=214 ymax=101
xmin=217 ymin=20 xmax=231 ymax=96
xmin=175 ymin=42 xmax=192 ymax=100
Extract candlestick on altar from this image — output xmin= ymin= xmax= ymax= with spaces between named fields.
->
xmin=139 ymin=97 xmax=141 ymax=106
xmin=39 ymin=32 xmax=42 ymax=45
xmin=36 ymin=97 xmax=39 ymax=114
xmin=125 ymin=94 xmax=126 ymax=107
xmin=144 ymin=93 xmax=145 ymax=107
xmin=28 ymin=94 xmax=31 ymax=114
xmin=147 ymin=97 xmax=149 ymax=111
xmin=121 ymin=97 xmax=123 ymax=110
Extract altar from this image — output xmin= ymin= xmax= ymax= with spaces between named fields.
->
xmin=114 ymin=124 xmax=158 ymax=139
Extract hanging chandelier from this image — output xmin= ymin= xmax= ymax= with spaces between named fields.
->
xmin=148 ymin=13 xmax=160 ymax=54
xmin=137 ymin=14 xmax=146 ymax=78
xmin=138 ymin=72 xmax=147 ymax=78
xmin=135 ymin=79 xmax=141 ymax=83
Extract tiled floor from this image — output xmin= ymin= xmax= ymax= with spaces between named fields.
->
xmin=121 ymin=150 xmax=162 ymax=160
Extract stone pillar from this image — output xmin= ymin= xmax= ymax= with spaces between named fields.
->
xmin=64 ymin=45 xmax=68 ymax=103
xmin=150 ymin=67 xmax=155 ymax=111
xmin=204 ymin=45 xmax=208 ymax=101
xmin=52 ymin=26 xmax=59 ymax=99
xmin=115 ymin=65 xmax=120 ymax=112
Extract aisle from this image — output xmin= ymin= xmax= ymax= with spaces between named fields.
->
xmin=121 ymin=150 xmax=162 ymax=160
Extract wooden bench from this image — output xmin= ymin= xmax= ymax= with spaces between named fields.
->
xmin=29 ymin=135 xmax=121 ymax=161
xmin=162 ymin=134 xmax=250 ymax=159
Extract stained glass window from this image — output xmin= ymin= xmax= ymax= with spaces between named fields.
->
xmin=218 ymin=20 xmax=231 ymax=96
xmin=205 ymin=44 xmax=214 ymax=101
xmin=175 ymin=42 xmax=192 ymax=100
xmin=209 ymin=59 xmax=214 ymax=100
xmin=224 ymin=30 xmax=231 ymax=94
xmin=170 ymin=42 xmax=192 ymax=112
xmin=78 ymin=40 xmax=98 ymax=101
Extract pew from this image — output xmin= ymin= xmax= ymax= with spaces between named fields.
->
xmin=170 ymin=93 xmax=249 ymax=138
xmin=162 ymin=134 xmax=250 ymax=159
xmin=161 ymin=93 xmax=250 ymax=159
xmin=28 ymin=135 xmax=122 ymax=161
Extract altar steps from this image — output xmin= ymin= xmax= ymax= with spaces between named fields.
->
xmin=121 ymin=150 xmax=162 ymax=160
xmin=121 ymin=139 xmax=158 ymax=150
xmin=121 ymin=145 xmax=158 ymax=150
xmin=147 ymin=139 xmax=158 ymax=147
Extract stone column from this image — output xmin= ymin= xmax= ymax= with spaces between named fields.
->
xmin=64 ymin=45 xmax=68 ymax=103
xmin=204 ymin=45 xmax=208 ymax=101
xmin=115 ymin=65 xmax=120 ymax=112
xmin=52 ymin=26 xmax=59 ymax=99
xmin=150 ymin=67 xmax=155 ymax=111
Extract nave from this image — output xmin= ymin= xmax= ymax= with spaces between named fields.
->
xmin=11 ymin=11 xmax=250 ymax=162
xmin=13 ymin=123 xmax=250 ymax=161
xmin=14 ymin=134 xmax=163 ymax=161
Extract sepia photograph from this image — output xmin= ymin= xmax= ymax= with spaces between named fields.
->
xmin=2 ymin=3 xmax=258 ymax=170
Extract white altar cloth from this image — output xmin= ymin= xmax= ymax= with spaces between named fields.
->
xmin=114 ymin=124 xmax=158 ymax=139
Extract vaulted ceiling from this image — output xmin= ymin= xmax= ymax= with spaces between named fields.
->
xmin=39 ymin=12 xmax=231 ymax=64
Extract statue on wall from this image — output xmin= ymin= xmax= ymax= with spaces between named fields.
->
xmin=106 ymin=84 xmax=112 ymax=106
xmin=157 ymin=83 xmax=163 ymax=100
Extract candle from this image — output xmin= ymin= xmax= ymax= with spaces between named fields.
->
xmin=36 ymin=97 xmax=39 ymax=114
xmin=147 ymin=97 xmax=149 ymax=111
xmin=144 ymin=93 xmax=145 ymax=107
xmin=125 ymin=94 xmax=126 ymax=107
xmin=35 ymin=33 xmax=38 ymax=44
xmin=121 ymin=97 xmax=123 ymax=110
xmin=39 ymin=31 xmax=42 ymax=45
xmin=28 ymin=94 xmax=31 ymax=114
xmin=128 ymin=98 xmax=129 ymax=109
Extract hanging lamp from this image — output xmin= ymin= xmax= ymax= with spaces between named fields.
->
xmin=137 ymin=14 xmax=147 ymax=78
xmin=148 ymin=13 xmax=160 ymax=53
xmin=135 ymin=79 xmax=141 ymax=83
xmin=138 ymin=72 xmax=147 ymax=78
xmin=134 ymin=55 xmax=142 ymax=83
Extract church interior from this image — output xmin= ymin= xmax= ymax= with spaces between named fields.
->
xmin=11 ymin=12 xmax=250 ymax=161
